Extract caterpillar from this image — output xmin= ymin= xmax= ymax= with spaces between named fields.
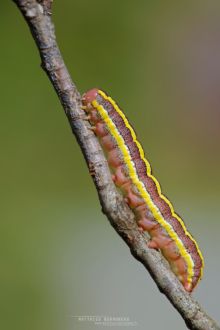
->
xmin=82 ymin=88 xmax=204 ymax=292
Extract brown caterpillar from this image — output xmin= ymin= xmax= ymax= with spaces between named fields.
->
xmin=82 ymin=88 xmax=204 ymax=292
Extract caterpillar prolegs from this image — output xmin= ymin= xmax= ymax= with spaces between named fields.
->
xmin=82 ymin=88 xmax=204 ymax=292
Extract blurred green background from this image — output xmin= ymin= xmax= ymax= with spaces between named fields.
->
xmin=1 ymin=1 xmax=220 ymax=329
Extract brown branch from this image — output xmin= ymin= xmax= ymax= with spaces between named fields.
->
xmin=12 ymin=1 xmax=219 ymax=329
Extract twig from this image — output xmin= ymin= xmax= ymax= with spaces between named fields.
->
xmin=12 ymin=1 xmax=219 ymax=329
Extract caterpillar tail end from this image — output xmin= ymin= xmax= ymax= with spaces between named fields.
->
xmin=184 ymin=282 xmax=193 ymax=292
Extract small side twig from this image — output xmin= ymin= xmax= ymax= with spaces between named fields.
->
xmin=12 ymin=1 xmax=220 ymax=329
